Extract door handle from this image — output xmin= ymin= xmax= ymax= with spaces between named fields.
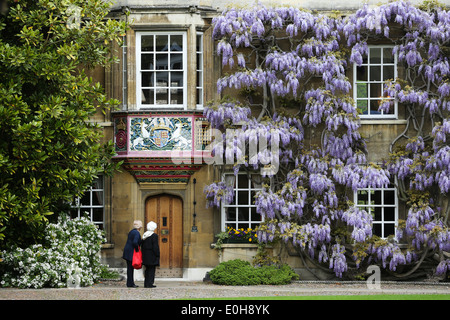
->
xmin=162 ymin=238 xmax=168 ymax=243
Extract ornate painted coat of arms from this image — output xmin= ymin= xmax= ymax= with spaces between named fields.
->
xmin=130 ymin=117 xmax=192 ymax=152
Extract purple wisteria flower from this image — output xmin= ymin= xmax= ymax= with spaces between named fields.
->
xmin=207 ymin=0 xmax=450 ymax=279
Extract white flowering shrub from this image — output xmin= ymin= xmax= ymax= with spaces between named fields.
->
xmin=0 ymin=215 xmax=105 ymax=288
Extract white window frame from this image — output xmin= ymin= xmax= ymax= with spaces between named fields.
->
xmin=354 ymin=184 xmax=398 ymax=239
xmin=70 ymin=175 xmax=105 ymax=229
xmin=196 ymin=32 xmax=204 ymax=109
xmin=136 ymin=31 xmax=187 ymax=109
xmin=353 ymin=45 xmax=398 ymax=119
xmin=221 ymin=173 xmax=264 ymax=232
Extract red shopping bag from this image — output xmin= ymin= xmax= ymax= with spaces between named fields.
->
xmin=132 ymin=247 xmax=142 ymax=269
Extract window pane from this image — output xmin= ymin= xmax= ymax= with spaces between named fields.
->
xmin=238 ymin=207 xmax=249 ymax=221
xmin=370 ymin=66 xmax=381 ymax=81
xmin=238 ymin=174 xmax=249 ymax=189
xmin=370 ymin=47 xmax=381 ymax=64
xmin=93 ymin=176 xmax=103 ymax=189
xmin=384 ymin=190 xmax=395 ymax=204
xmin=170 ymin=71 xmax=183 ymax=87
xmin=384 ymin=207 xmax=395 ymax=221
xmin=383 ymin=48 xmax=394 ymax=63
xmin=141 ymin=72 xmax=154 ymax=87
xmin=226 ymin=207 xmax=236 ymax=221
xmin=373 ymin=223 xmax=382 ymax=237
xmin=170 ymin=53 xmax=183 ymax=70
xmin=251 ymin=207 xmax=261 ymax=222
xmin=81 ymin=193 xmax=90 ymax=206
xmin=141 ymin=35 xmax=154 ymax=51
xmin=197 ymin=71 xmax=203 ymax=87
xmin=142 ymin=89 xmax=154 ymax=104
xmin=370 ymin=100 xmax=381 ymax=115
xmin=374 ymin=206 xmax=382 ymax=221
xmin=155 ymin=53 xmax=168 ymax=70
xmin=370 ymin=83 xmax=382 ymax=99
xmin=197 ymin=88 xmax=203 ymax=105
xmin=170 ymin=35 xmax=183 ymax=51
xmin=141 ymin=54 xmax=154 ymax=70
xmin=384 ymin=66 xmax=395 ymax=80
xmin=156 ymin=35 xmax=168 ymax=51
xmin=357 ymin=100 xmax=368 ymax=114
xmin=356 ymin=66 xmax=368 ymax=81
xmin=384 ymin=223 xmax=395 ymax=237
xmin=170 ymin=89 xmax=183 ymax=104
xmin=357 ymin=83 xmax=368 ymax=98
xmin=92 ymin=191 xmax=103 ymax=206
xmin=357 ymin=190 xmax=368 ymax=205
xmin=372 ymin=190 xmax=382 ymax=204
xmin=93 ymin=208 xmax=103 ymax=222
xmin=197 ymin=53 xmax=202 ymax=70
xmin=238 ymin=223 xmax=250 ymax=230
xmin=156 ymin=89 xmax=168 ymax=104
xmin=196 ymin=34 xmax=202 ymax=51
xmin=238 ymin=191 xmax=249 ymax=205
xmin=156 ymin=72 xmax=168 ymax=87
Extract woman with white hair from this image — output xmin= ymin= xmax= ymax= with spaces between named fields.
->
xmin=141 ymin=221 xmax=160 ymax=288
xmin=122 ymin=220 xmax=142 ymax=288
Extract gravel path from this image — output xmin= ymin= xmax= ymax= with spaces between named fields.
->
xmin=0 ymin=280 xmax=449 ymax=300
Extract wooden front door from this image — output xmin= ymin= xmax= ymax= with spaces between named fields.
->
xmin=145 ymin=194 xmax=183 ymax=277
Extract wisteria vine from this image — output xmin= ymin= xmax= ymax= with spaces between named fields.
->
xmin=205 ymin=1 xmax=449 ymax=279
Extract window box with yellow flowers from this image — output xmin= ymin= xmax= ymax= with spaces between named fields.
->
xmin=213 ymin=227 xmax=272 ymax=263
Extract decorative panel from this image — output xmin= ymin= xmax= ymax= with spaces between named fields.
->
xmin=112 ymin=112 xmax=208 ymax=184
xmin=130 ymin=116 xmax=192 ymax=152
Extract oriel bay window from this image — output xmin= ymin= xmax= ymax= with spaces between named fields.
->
xmin=137 ymin=32 xmax=187 ymax=108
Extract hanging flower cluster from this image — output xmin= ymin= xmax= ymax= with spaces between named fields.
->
xmin=204 ymin=181 xmax=234 ymax=208
xmin=207 ymin=1 xmax=450 ymax=279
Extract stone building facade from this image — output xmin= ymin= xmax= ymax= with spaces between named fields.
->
xmin=80 ymin=0 xmax=449 ymax=280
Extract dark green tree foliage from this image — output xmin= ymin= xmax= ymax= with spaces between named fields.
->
xmin=0 ymin=0 xmax=127 ymax=247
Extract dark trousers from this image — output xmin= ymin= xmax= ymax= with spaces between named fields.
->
xmin=144 ymin=265 xmax=156 ymax=287
xmin=126 ymin=259 xmax=135 ymax=287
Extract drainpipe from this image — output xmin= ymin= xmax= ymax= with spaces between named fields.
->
xmin=122 ymin=6 xmax=129 ymax=111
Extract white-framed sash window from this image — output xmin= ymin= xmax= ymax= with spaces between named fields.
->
xmin=353 ymin=46 xmax=398 ymax=119
xmin=196 ymin=32 xmax=204 ymax=109
xmin=221 ymin=173 xmax=263 ymax=231
xmin=136 ymin=32 xmax=187 ymax=109
xmin=355 ymin=183 xmax=398 ymax=239
xmin=70 ymin=175 xmax=105 ymax=230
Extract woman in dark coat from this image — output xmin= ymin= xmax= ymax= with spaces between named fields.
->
xmin=122 ymin=220 xmax=142 ymax=288
xmin=141 ymin=221 xmax=160 ymax=288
